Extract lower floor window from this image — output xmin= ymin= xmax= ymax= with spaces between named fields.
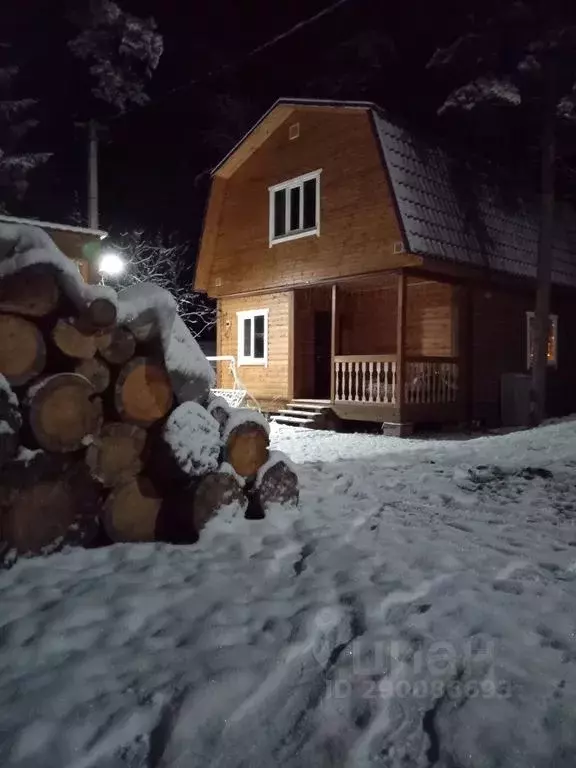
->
xmin=526 ymin=311 xmax=558 ymax=368
xmin=237 ymin=309 xmax=268 ymax=365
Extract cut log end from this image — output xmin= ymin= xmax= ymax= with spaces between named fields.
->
xmin=75 ymin=357 xmax=111 ymax=394
xmin=96 ymin=326 xmax=136 ymax=365
xmin=86 ymin=422 xmax=147 ymax=487
xmin=28 ymin=373 xmax=102 ymax=452
xmin=225 ymin=422 xmax=269 ymax=478
xmin=250 ymin=460 xmax=299 ymax=518
xmin=52 ymin=318 xmax=98 ymax=359
xmin=158 ymin=470 xmax=247 ymax=544
xmin=115 ymin=357 xmax=173 ymax=427
xmin=0 ymin=454 xmax=101 ymax=555
xmin=84 ymin=297 xmax=117 ymax=329
xmin=0 ymin=266 xmax=59 ymax=318
xmin=0 ymin=314 xmax=46 ymax=386
xmin=194 ymin=471 xmax=247 ymax=533
xmin=102 ymin=476 xmax=162 ymax=542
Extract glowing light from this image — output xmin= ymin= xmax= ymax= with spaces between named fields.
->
xmin=98 ymin=251 xmax=125 ymax=277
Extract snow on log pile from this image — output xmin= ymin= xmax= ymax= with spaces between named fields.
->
xmin=0 ymin=223 xmax=299 ymax=562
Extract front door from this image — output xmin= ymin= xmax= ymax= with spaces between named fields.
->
xmin=313 ymin=311 xmax=331 ymax=398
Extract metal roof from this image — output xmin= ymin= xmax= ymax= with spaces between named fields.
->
xmin=211 ymin=97 xmax=576 ymax=288
xmin=0 ymin=214 xmax=107 ymax=239
xmin=372 ymin=113 xmax=576 ymax=288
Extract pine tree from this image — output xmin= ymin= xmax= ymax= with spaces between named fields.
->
xmin=69 ymin=0 xmax=163 ymax=112
xmin=0 ymin=53 xmax=50 ymax=211
xmin=429 ymin=2 xmax=576 ymax=425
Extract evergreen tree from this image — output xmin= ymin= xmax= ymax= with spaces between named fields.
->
xmin=69 ymin=0 xmax=163 ymax=112
xmin=429 ymin=1 xmax=576 ymax=425
xmin=0 ymin=51 xmax=50 ymax=211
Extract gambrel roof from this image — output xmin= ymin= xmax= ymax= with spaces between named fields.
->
xmin=212 ymin=98 xmax=576 ymax=288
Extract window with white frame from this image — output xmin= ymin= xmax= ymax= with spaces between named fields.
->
xmin=526 ymin=311 xmax=558 ymax=368
xmin=237 ymin=309 xmax=268 ymax=365
xmin=269 ymin=170 xmax=321 ymax=245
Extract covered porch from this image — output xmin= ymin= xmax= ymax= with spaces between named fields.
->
xmin=293 ymin=270 xmax=465 ymax=429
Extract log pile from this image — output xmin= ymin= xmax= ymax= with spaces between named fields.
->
xmin=0 ymin=230 xmax=299 ymax=561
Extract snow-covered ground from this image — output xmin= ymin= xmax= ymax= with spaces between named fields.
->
xmin=2 ymin=421 xmax=576 ymax=767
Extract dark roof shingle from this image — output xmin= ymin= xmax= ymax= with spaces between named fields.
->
xmin=373 ymin=113 xmax=576 ymax=287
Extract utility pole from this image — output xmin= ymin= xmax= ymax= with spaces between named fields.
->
xmin=88 ymin=119 xmax=99 ymax=230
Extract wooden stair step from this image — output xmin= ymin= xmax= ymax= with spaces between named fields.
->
xmin=278 ymin=408 xmax=322 ymax=418
xmin=286 ymin=402 xmax=330 ymax=411
xmin=271 ymin=414 xmax=315 ymax=425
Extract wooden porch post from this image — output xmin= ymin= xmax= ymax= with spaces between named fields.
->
xmin=396 ymin=271 xmax=407 ymax=410
xmin=330 ymin=284 xmax=337 ymax=402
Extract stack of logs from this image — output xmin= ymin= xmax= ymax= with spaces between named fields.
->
xmin=0 ymin=264 xmax=298 ymax=560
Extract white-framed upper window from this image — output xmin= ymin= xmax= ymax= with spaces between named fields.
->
xmin=237 ymin=309 xmax=268 ymax=366
xmin=269 ymin=169 xmax=321 ymax=245
xmin=526 ymin=311 xmax=558 ymax=368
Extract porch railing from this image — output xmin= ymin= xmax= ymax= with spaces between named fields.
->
xmin=333 ymin=355 xmax=459 ymax=406
xmin=405 ymin=357 xmax=459 ymax=405
xmin=334 ymin=355 xmax=397 ymax=404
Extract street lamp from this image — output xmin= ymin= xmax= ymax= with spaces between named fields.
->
xmin=98 ymin=250 xmax=126 ymax=278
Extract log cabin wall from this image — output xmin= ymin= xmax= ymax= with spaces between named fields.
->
xmin=336 ymin=276 xmax=455 ymax=358
xmin=339 ymin=282 xmax=397 ymax=355
xmin=406 ymin=279 xmax=456 ymax=357
xmin=201 ymin=108 xmax=417 ymax=298
xmin=217 ymin=292 xmax=292 ymax=410
xmin=471 ymin=285 xmax=576 ymax=425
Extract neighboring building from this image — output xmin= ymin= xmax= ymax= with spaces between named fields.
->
xmin=195 ymin=98 xmax=576 ymax=433
xmin=0 ymin=214 xmax=107 ymax=282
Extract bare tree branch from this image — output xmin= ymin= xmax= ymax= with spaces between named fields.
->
xmin=104 ymin=231 xmax=215 ymax=338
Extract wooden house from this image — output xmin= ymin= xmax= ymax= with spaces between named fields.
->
xmin=195 ymin=99 xmax=576 ymax=433
xmin=0 ymin=214 xmax=107 ymax=283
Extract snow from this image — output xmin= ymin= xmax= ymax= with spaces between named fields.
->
xmin=163 ymin=402 xmax=221 ymax=477
xmin=0 ymin=221 xmax=118 ymax=317
xmin=0 ymin=224 xmax=214 ymax=405
xmin=14 ymin=446 xmax=43 ymax=464
xmin=0 ymin=374 xmax=18 ymax=409
xmin=218 ymin=461 xmax=246 ymax=487
xmin=0 ymin=213 xmax=106 ymax=238
xmin=117 ymin=283 xmax=215 ymax=402
xmin=255 ymin=449 xmax=297 ymax=488
xmin=222 ymin=406 xmax=270 ymax=441
xmin=3 ymin=421 xmax=576 ymax=765
xmin=441 ymin=77 xmax=522 ymax=113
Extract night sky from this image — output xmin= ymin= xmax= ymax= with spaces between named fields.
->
xmin=4 ymin=0 xmax=539 ymax=246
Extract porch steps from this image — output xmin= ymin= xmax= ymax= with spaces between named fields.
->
xmin=272 ymin=414 xmax=315 ymax=426
xmin=277 ymin=408 xmax=320 ymax=418
xmin=271 ymin=399 xmax=332 ymax=428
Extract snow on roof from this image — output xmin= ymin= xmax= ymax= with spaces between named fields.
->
xmin=0 ymin=214 xmax=107 ymax=239
xmin=0 ymin=221 xmax=117 ymax=315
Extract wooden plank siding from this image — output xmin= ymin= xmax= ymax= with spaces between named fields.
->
xmin=406 ymin=279 xmax=456 ymax=357
xmin=197 ymin=107 xmax=420 ymax=298
xmin=217 ymin=292 xmax=292 ymax=411
xmin=470 ymin=285 xmax=576 ymax=425
xmin=337 ymin=276 xmax=456 ymax=358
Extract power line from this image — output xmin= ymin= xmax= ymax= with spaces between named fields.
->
xmin=109 ymin=0 xmax=353 ymax=123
